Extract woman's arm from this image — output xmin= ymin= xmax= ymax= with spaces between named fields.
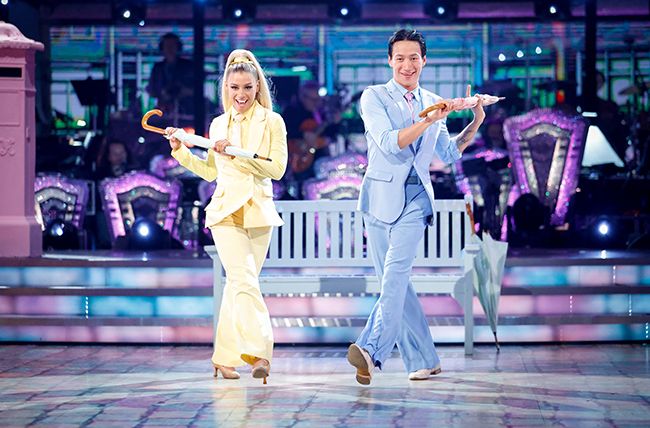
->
xmin=233 ymin=113 xmax=288 ymax=181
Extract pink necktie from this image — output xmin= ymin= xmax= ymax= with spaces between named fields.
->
xmin=404 ymin=92 xmax=415 ymax=123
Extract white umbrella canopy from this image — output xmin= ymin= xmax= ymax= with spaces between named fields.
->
xmin=464 ymin=195 xmax=508 ymax=350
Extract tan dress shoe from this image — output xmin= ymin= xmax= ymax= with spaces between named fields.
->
xmin=347 ymin=344 xmax=374 ymax=385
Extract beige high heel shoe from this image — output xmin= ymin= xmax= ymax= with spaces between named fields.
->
xmin=251 ymin=359 xmax=270 ymax=384
xmin=241 ymin=354 xmax=270 ymax=384
xmin=213 ymin=364 xmax=240 ymax=380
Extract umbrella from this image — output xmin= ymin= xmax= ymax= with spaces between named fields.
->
xmin=464 ymin=194 xmax=508 ymax=351
xmin=141 ymin=109 xmax=272 ymax=161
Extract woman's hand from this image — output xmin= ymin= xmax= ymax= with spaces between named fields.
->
xmin=165 ymin=127 xmax=181 ymax=150
xmin=213 ymin=139 xmax=235 ymax=159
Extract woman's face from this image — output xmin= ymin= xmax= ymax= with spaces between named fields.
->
xmin=227 ymin=71 xmax=259 ymax=114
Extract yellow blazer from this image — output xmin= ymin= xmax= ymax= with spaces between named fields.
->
xmin=171 ymin=103 xmax=288 ymax=228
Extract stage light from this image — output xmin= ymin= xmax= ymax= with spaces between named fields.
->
xmin=535 ymin=46 xmax=542 ymax=54
xmin=424 ymin=1 xmax=457 ymax=22
xmin=1 ymin=0 xmax=9 ymax=6
xmin=223 ymin=1 xmax=255 ymax=21
xmin=328 ymin=1 xmax=360 ymax=20
xmin=318 ymin=87 xmax=327 ymax=97
xmin=113 ymin=1 xmax=146 ymax=24
xmin=498 ymin=53 xmax=506 ymax=62
xmin=43 ymin=219 xmax=80 ymax=250
xmin=597 ymin=221 xmax=610 ymax=236
xmin=136 ymin=221 xmax=151 ymax=238
xmin=138 ymin=20 xmax=145 ymax=27
xmin=127 ymin=217 xmax=167 ymax=251
xmin=516 ymin=50 xmax=524 ymax=58
xmin=535 ymin=0 xmax=571 ymax=20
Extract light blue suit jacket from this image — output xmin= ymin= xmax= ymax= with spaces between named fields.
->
xmin=357 ymin=79 xmax=462 ymax=224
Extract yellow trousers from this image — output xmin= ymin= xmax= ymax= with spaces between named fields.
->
xmin=210 ymin=206 xmax=274 ymax=367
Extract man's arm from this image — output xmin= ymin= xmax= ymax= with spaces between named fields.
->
xmin=453 ymin=116 xmax=483 ymax=154
xmin=452 ymin=85 xmax=486 ymax=155
xmin=360 ymin=88 xmax=451 ymax=155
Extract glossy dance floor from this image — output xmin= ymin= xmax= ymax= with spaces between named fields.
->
xmin=0 ymin=344 xmax=649 ymax=427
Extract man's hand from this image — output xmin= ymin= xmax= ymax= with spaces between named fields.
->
xmin=466 ymin=85 xmax=486 ymax=123
xmin=423 ymin=100 xmax=453 ymax=124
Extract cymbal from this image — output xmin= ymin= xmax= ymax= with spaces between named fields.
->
xmin=618 ymin=82 xmax=650 ymax=96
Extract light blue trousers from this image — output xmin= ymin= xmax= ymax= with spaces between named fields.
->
xmin=356 ymin=182 xmax=440 ymax=373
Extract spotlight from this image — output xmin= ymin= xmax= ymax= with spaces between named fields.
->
xmin=535 ymin=46 xmax=542 ymax=54
xmin=222 ymin=1 xmax=256 ymax=21
xmin=43 ymin=219 xmax=80 ymax=250
xmin=328 ymin=1 xmax=360 ymax=20
xmin=516 ymin=50 xmax=524 ymax=58
xmin=113 ymin=1 xmax=146 ymax=24
xmin=1 ymin=0 xmax=9 ymax=5
xmin=424 ymin=1 xmax=458 ymax=22
xmin=136 ymin=221 xmax=151 ymax=238
xmin=535 ymin=0 xmax=571 ymax=20
xmin=127 ymin=217 xmax=167 ymax=251
xmin=498 ymin=53 xmax=506 ymax=62
xmin=597 ymin=221 xmax=610 ymax=236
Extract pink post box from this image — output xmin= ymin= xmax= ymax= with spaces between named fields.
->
xmin=0 ymin=22 xmax=44 ymax=257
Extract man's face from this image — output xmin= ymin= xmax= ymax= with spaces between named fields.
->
xmin=108 ymin=143 xmax=127 ymax=166
xmin=161 ymin=38 xmax=179 ymax=62
xmin=388 ymin=40 xmax=426 ymax=91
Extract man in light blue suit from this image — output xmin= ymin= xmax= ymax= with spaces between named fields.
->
xmin=347 ymin=29 xmax=485 ymax=385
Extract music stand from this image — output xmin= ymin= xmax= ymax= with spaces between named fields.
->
xmin=71 ymin=78 xmax=112 ymax=132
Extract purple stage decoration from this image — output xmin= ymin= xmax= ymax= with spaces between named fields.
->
xmin=149 ymin=151 xmax=205 ymax=179
xmin=303 ymin=175 xmax=363 ymax=201
xmin=313 ymin=152 xmax=368 ymax=179
xmin=34 ymin=174 xmax=90 ymax=230
xmin=503 ymin=108 xmax=587 ymax=226
xmin=453 ymin=148 xmax=512 ymax=236
xmin=99 ymin=171 xmax=181 ymax=241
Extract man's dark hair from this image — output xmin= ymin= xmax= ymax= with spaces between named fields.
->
xmin=388 ymin=29 xmax=426 ymax=58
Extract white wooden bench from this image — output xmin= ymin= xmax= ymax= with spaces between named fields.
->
xmin=205 ymin=199 xmax=478 ymax=355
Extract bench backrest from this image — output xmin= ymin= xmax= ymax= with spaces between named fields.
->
xmin=267 ymin=199 xmax=472 ymax=268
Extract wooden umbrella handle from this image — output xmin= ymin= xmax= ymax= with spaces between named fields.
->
xmin=141 ymin=109 xmax=167 ymax=135
xmin=417 ymin=102 xmax=449 ymax=118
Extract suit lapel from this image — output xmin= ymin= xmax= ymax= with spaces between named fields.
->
xmin=248 ymin=105 xmax=267 ymax=153
xmin=386 ymin=81 xmax=411 ymax=129
xmin=386 ymin=81 xmax=416 ymax=155
xmin=420 ymin=90 xmax=435 ymax=150
xmin=212 ymin=112 xmax=231 ymax=141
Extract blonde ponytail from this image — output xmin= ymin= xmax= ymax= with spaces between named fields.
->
xmin=220 ymin=49 xmax=273 ymax=112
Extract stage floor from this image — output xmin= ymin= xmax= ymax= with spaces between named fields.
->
xmin=0 ymin=344 xmax=648 ymax=427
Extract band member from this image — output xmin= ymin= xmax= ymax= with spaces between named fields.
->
xmin=147 ymin=33 xmax=194 ymax=120
xmin=283 ymin=81 xmax=341 ymax=197
xmin=348 ymin=29 xmax=485 ymax=384
xmin=167 ymin=49 xmax=287 ymax=384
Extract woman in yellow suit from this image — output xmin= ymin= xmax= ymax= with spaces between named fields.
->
xmin=166 ymin=49 xmax=287 ymax=384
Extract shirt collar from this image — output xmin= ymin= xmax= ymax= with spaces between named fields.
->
xmin=391 ymin=79 xmax=421 ymax=103
xmin=230 ymin=100 xmax=258 ymax=122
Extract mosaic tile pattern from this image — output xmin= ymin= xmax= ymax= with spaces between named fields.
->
xmin=0 ymin=344 xmax=649 ymax=427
